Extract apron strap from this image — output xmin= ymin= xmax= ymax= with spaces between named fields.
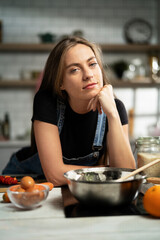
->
xmin=57 ymin=98 xmax=66 ymax=134
xmin=92 ymin=110 xmax=106 ymax=151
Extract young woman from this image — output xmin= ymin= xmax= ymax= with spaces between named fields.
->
xmin=3 ymin=36 xmax=135 ymax=185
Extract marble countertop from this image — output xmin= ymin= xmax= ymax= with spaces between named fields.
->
xmin=0 ymin=187 xmax=160 ymax=240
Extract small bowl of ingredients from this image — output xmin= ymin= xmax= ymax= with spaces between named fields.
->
xmin=7 ymin=176 xmax=49 ymax=209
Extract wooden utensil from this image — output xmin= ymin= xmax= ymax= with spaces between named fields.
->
xmin=146 ymin=177 xmax=160 ymax=184
xmin=117 ymin=158 xmax=160 ymax=182
xmin=0 ymin=187 xmax=8 ymax=193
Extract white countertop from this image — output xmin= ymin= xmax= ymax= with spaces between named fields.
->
xmin=0 ymin=187 xmax=160 ymax=240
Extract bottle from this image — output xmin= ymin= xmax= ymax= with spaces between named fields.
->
xmin=3 ymin=113 xmax=10 ymax=140
xmin=0 ymin=20 xmax=2 ymax=43
xmin=0 ymin=120 xmax=3 ymax=140
xmin=135 ymin=137 xmax=160 ymax=177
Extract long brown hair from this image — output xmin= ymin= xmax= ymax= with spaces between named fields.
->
xmin=40 ymin=36 xmax=109 ymax=101
xmin=31 ymin=36 xmax=110 ymax=153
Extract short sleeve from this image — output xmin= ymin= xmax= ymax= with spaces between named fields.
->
xmin=115 ymin=98 xmax=128 ymax=125
xmin=31 ymin=90 xmax=57 ymax=125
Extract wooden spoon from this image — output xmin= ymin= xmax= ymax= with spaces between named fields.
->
xmin=117 ymin=158 xmax=160 ymax=182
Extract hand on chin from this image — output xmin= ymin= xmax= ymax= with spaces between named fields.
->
xmin=87 ymin=95 xmax=102 ymax=114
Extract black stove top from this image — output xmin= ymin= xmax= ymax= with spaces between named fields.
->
xmin=61 ymin=186 xmax=147 ymax=218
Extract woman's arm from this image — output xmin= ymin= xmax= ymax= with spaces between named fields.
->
xmin=91 ymin=84 xmax=136 ymax=169
xmin=106 ymin=119 xmax=136 ymax=169
xmin=34 ymin=120 xmax=103 ymax=186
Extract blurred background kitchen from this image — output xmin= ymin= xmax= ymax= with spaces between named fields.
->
xmin=0 ymin=0 xmax=160 ymax=173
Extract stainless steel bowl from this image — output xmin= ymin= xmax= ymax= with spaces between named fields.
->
xmin=64 ymin=167 xmax=145 ymax=206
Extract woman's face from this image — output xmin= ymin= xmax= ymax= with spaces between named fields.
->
xmin=61 ymin=44 xmax=103 ymax=104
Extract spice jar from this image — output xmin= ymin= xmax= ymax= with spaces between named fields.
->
xmin=136 ymin=137 xmax=160 ymax=177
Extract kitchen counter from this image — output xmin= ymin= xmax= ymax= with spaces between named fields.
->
xmin=0 ymin=187 xmax=160 ymax=240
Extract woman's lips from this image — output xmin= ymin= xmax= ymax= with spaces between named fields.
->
xmin=83 ymin=83 xmax=97 ymax=89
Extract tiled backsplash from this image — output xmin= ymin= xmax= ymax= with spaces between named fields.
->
xmin=0 ymin=0 xmax=159 ymax=140
xmin=0 ymin=0 xmax=158 ymax=44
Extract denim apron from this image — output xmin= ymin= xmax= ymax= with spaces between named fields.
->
xmin=2 ymin=99 xmax=106 ymax=175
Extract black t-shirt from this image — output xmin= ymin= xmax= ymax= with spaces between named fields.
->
xmin=32 ymin=90 xmax=128 ymax=158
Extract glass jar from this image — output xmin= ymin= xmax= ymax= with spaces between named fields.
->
xmin=136 ymin=137 xmax=160 ymax=177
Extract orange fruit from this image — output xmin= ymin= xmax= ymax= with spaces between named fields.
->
xmin=143 ymin=185 xmax=160 ymax=217
xmin=41 ymin=182 xmax=54 ymax=191
xmin=16 ymin=186 xmax=25 ymax=192
xmin=20 ymin=176 xmax=35 ymax=190
xmin=3 ymin=192 xmax=11 ymax=203
xmin=9 ymin=185 xmax=21 ymax=192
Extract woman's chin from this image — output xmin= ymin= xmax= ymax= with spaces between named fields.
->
xmin=88 ymin=89 xmax=100 ymax=98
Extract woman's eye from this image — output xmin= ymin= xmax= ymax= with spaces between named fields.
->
xmin=90 ymin=62 xmax=97 ymax=67
xmin=70 ymin=68 xmax=79 ymax=73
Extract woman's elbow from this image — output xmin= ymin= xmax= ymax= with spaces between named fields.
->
xmin=45 ymin=172 xmax=67 ymax=187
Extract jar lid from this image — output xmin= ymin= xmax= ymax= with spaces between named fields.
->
xmin=136 ymin=136 xmax=160 ymax=146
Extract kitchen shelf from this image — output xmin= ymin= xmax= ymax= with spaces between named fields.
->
xmin=0 ymin=43 xmax=160 ymax=89
xmin=0 ymin=80 xmax=36 ymax=88
xmin=0 ymin=43 xmax=160 ymax=53
xmin=0 ymin=79 xmax=160 ymax=89
xmin=111 ymin=80 xmax=160 ymax=88
xmin=0 ymin=43 xmax=55 ymax=52
xmin=100 ymin=44 xmax=160 ymax=53
xmin=0 ymin=140 xmax=30 ymax=148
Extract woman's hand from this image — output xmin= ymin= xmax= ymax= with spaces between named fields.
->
xmin=88 ymin=84 xmax=116 ymax=116
xmin=88 ymin=84 xmax=136 ymax=169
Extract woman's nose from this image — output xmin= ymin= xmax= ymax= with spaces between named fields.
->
xmin=83 ymin=67 xmax=93 ymax=81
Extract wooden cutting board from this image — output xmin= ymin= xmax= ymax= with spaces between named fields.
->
xmin=0 ymin=187 xmax=9 ymax=193
xmin=0 ymin=182 xmax=21 ymax=193
xmin=146 ymin=177 xmax=160 ymax=184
